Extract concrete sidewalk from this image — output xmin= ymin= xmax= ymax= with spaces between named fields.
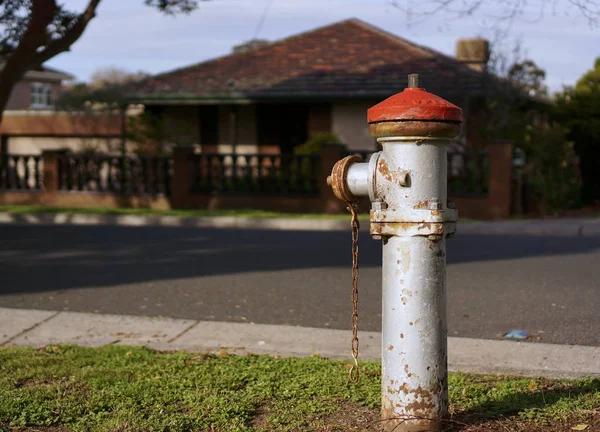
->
xmin=1 ymin=307 xmax=598 ymax=379
xmin=1 ymin=211 xmax=599 ymax=236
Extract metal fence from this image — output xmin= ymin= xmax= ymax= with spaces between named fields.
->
xmin=191 ymin=153 xmax=321 ymax=195
xmin=0 ymin=154 xmax=43 ymax=190
xmin=57 ymin=154 xmax=172 ymax=196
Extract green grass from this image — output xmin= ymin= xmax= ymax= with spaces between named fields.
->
xmin=0 ymin=205 xmax=371 ymax=221
xmin=0 ymin=345 xmax=598 ymax=431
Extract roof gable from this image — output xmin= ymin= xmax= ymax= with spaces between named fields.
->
xmin=131 ymin=18 xmax=488 ymax=102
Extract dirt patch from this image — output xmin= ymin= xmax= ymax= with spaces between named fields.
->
xmin=250 ymin=406 xmax=598 ymax=431
xmin=315 ymin=402 xmax=380 ymax=431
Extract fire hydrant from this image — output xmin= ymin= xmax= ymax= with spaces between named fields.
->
xmin=329 ymin=74 xmax=462 ymax=431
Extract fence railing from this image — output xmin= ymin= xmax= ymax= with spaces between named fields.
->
xmin=58 ymin=154 xmax=172 ymax=196
xmin=447 ymin=151 xmax=489 ymax=196
xmin=0 ymin=154 xmax=43 ymax=190
xmin=0 ymin=148 xmax=489 ymax=199
xmin=191 ymin=153 xmax=321 ymax=195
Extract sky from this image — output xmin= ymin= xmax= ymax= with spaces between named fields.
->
xmin=48 ymin=0 xmax=599 ymax=94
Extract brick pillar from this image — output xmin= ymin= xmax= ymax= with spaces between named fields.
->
xmin=42 ymin=149 xmax=62 ymax=193
xmin=320 ymin=143 xmax=346 ymax=213
xmin=487 ymin=139 xmax=513 ymax=219
xmin=171 ymin=145 xmax=196 ymax=209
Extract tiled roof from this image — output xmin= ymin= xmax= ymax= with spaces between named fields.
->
xmin=130 ymin=18 xmax=489 ymax=102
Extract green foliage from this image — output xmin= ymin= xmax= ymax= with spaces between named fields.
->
xmin=483 ymin=56 xmax=582 ymax=212
xmin=0 ymin=346 xmax=598 ymax=431
xmin=554 ymin=57 xmax=600 ymax=204
xmin=293 ymin=132 xmax=341 ymax=155
xmin=519 ymin=125 xmax=582 ymax=211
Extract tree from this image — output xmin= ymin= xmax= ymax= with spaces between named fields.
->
xmin=89 ymin=66 xmax=149 ymax=88
xmin=0 ymin=0 xmax=204 ymax=124
xmin=555 ymin=58 xmax=600 ymax=204
xmin=58 ymin=67 xmax=150 ymax=155
xmin=465 ymin=40 xmax=582 ymax=212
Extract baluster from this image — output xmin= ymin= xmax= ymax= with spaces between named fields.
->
xmin=96 ymin=158 xmax=103 ymax=192
xmin=34 ymin=156 xmax=41 ymax=189
xmin=195 ymin=155 xmax=202 ymax=193
xmin=23 ymin=156 xmax=31 ymax=190
xmin=13 ymin=156 xmax=19 ymax=189
xmin=218 ymin=155 xmax=226 ymax=192
xmin=246 ymin=155 xmax=256 ymax=192
xmin=67 ymin=156 xmax=74 ymax=191
xmin=165 ymin=158 xmax=172 ymax=196
xmin=206 ymin=155 xmax=215 ymax=193
xmin=256 ymin=156 xmax=265 ymax=193
xmin=76 ymin=157 xmax=83 ymax=191
xmin=57 ymin=155 xmax=63 ymax=190
xmin=267 ymin=155 xmax=276 ymax=193
xmin=140 ymin=157 xmax=148 ymax=194
xmin=107 ymin=158 xmax=115 ymax=192
xmin=131 ymin=157 xmax=140 ymax=195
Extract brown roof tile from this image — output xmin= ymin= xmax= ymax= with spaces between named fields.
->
xmin=130 ymin=19 xmax=490 ymax=102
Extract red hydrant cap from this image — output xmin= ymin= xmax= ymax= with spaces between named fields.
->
xmin=367 ymin=87 xmax=462 ymax=124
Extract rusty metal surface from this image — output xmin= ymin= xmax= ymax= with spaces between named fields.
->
xmin=370 ymin=207 xmax=458 ymax=224
xmin=370 ymin=221 xmax=456 ymax=238
xmin=367 ymin=88 xmax=463 ymax=124
xmin=381 ymin=236 xmax=448 ymax=431
xmin=368 ymin=120 xmax=461 ymax=138
xmin=328 ymin=155 xmax=362 ymax=204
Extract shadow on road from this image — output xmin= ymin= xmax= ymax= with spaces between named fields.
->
xmin=1 ymin=224 xmax=599 ymax=295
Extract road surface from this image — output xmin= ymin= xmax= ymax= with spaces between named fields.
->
xmin=0 ymin=224 xmax=598 ymax=346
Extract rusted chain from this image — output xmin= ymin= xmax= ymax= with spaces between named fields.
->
xmin=348 ymin=203 xmax=360 ymax=383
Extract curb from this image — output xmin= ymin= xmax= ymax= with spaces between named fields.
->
xmin=0 ymin=212 xmax=599 ymax=236
xmin=0 ymin=212 xmax=358 ymax=231
xmin=2 ymin=307 xmax=599 ymax=379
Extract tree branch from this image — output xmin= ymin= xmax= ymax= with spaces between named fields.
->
xmin=32 ymin=0 xmax=102 ymax=68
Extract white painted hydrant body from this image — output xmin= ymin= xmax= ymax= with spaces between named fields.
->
xmin=329 ymin=74 xmax=462 ymax=431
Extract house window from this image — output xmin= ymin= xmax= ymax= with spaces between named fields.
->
xmin=30 ymin=82 xmax=53 ymax=109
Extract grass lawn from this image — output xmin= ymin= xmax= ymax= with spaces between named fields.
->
xmin=0 ymin=346 xmax=598 ymax=432
xmin=0 ymin=205 xmax=371 ymax=221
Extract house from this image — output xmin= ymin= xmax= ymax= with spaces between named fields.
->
xmin=0 ymin=65 xmax=129 ymax=155
xmin=128 ymin=18 xmax=493 ymax=154
xmin=4 ymin=64 xmax=73 ymax=111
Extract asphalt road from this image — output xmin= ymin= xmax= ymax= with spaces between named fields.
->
xmin=1 ymin=224 xmax=599 ymax=346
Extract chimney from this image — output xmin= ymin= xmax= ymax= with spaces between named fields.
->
xmin=456 ymin=39 xmax=490 ymax=72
